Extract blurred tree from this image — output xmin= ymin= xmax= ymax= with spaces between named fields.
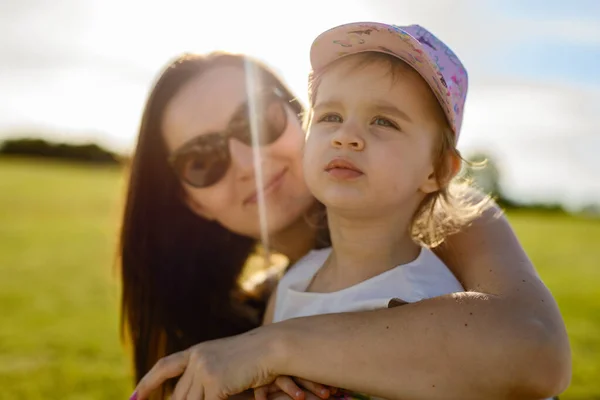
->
xmin=0 ymin=137 xmax=121 ymax=165
xmin=463 ymin=151 xmax=502 ymax=197
xmin=462 ymin=151 xmax=568 ymax=212
xmin=462 ymin=151 xmax=519 ymax=209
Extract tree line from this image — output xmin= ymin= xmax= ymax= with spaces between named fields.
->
xmin=0 ymin=138 xmax=121 ymax=165
xmin=2 ymin=137 xmax=592 ymax=215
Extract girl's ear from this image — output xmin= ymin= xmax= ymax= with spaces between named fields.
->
xmin=419 ymin=168 xmax=440 ymax=194
xmin=448 ymin=153 xmax=462 ymax=179
xmin=419 ymin=153 xmax=462 ymax=194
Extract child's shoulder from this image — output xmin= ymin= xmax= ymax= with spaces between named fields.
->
xmin=411 ymin=246 xmax=454 ymax=275
xmin=407 ymin=246 xmax=464 ymax=297
xmin=282 ymin=247 xmax=332 ymax=283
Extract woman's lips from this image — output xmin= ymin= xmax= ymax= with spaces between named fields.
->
xmin=245 ymin=167 xmax=288 ymax=204
xmin=324 ymin=158 xmax=364 ymax=180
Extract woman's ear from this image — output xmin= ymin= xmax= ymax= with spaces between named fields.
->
xmin=183 ymin=193 xmax=215 ymax=220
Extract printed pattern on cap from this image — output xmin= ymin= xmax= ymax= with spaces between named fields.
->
xmin=310 ymin=22 xmax=468 ymax=137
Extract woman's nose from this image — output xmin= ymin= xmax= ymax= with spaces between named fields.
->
xmin=229 ymin=139 xmax=256 ymax=180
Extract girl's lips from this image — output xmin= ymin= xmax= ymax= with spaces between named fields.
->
xmin=324 ymin=158 xmax=363 ymax=173
xmin=245 ymin=167 xmax=288 ymax=204
xmin=324 ymin=158 xmax=363 ymax=180
xmin=327 ymin=168 xmax=363 ymax=180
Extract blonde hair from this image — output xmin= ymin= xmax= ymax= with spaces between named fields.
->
xmin=306 ymin=52 xmax=493 ymax=248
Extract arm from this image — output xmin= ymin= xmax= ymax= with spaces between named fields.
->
xmin=266 ymin=202 xmax=571 ymax=399
xmin=258 ymin=286 xmax=333 ymax=400
xmin=134 ymin=201 xmax=571 ymax=400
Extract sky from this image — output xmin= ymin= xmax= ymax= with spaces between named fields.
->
xmin=0 ymin=0 xmax=599 ymax=208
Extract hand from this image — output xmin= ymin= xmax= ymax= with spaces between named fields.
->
xmin=254 ymin=376 xmax=333 ymax=400
xmin=132 ymin=329 xmax=281 ymax=400
xmin=267 ymin=389 xmax=331 ymax=400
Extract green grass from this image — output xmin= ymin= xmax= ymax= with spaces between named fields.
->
xmin=0 ymin=159 xmax=130 ymax=399
xmin=507 ymin=210 xmax=600 ymax=399
xmin=0 ymin=158 xmax=598 ymax=399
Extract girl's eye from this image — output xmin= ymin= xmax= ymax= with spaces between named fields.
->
xmin=318 ymin=113 xmax=343 ymax=123
xmin=372 ymin=117 xmax=399 ymax=129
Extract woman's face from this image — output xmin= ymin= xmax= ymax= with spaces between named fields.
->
xmin=162 ymin=66 xmax=314 ymax=239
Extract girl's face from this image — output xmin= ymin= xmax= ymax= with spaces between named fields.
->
xmin=162 ymin=66 xmax=314 ymax=239
xmin=304 ymin=57 xmax=446 ymax=216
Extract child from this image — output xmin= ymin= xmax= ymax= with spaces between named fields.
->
xmin=253 ymin=21 xmax=496 ymax=400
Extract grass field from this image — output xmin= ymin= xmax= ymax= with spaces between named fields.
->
xmin=0 ymin=158 xmax=598 ymax=399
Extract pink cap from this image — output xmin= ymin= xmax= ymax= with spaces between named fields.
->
xmin=310 ymin=22 xmax=468 ymax=138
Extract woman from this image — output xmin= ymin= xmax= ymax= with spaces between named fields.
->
xmin=120 ymin=52 xmax=570 ymax=400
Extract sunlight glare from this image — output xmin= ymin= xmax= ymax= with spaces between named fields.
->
xmin=244 ymin=59 xmax=272 ymax=267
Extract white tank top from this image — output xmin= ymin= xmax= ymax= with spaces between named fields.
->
xmin=273 ymin=246 xmax=464 ymax=323
xmin=272 ymin=248 xmax=554 ymax=400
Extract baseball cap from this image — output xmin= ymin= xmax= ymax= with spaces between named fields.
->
xmin=310 ymin=22 xmax=468 ymax=138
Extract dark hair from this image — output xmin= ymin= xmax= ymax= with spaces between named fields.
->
xmin=118 ymin=52 xmax=305 ymax=391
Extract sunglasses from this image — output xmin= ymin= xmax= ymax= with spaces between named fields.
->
xmin=168 ymin=88 xmax=290 ymax=188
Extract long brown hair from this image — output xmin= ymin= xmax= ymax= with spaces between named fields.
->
xmin=119 ymin=52 xmax=304 ymax=388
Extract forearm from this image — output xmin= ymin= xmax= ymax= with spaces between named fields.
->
xmin=266 ymin=290 xmax=568 ymax=400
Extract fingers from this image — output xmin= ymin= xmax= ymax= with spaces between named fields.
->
xmin=293 ymin=378 xmax=330 ymax=399
xmin=267 ymin=392 xmax=293 ymax=400
xmin=274 ymin=376 xmax=304 ymax=400
xmin=304 ymin=393 xmax=324 ymax=400
xmin=255 ymin=386 xmax=270 ymax=400
xmin=186 ymin=378 xmax=205 ymax=400
xmin=257 ymin=377 xmax=331 ymax=400
xmin=134 ymin=350 xmax=190 ymax=400
xmin=268 ymin=391 xmax=323 ymax=400
xmin=172 ymin=365 xmax=194 ymax=400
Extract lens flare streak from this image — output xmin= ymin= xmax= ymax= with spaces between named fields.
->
xmin=244 ymin=60 xmax=271 ymax=266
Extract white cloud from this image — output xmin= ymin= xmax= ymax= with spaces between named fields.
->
xmin=463 ymin=80 xmax=600 ymax=138
xmin=0 ymin=0 xmax=598 ymax=204
xmin=517 ymin=18 xmax=600 ymax=45
xmin=459 ymin=80 xmax=600 ymax=206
